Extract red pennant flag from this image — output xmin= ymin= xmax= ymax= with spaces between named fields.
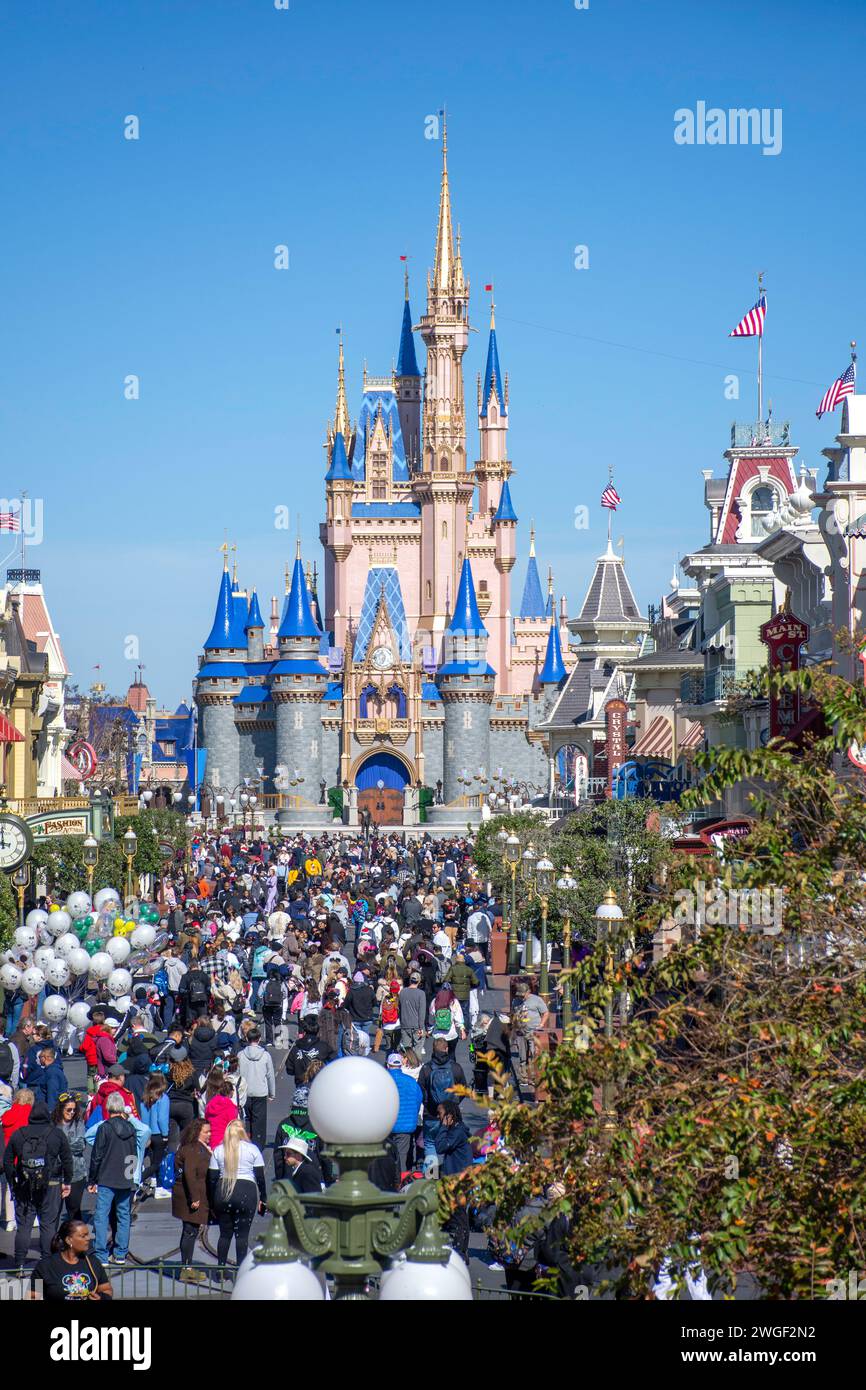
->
xmin=484 ymin=283 xmax=493 ymax=291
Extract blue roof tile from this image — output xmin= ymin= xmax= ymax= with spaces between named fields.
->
xmin=519 ymin=555 xmax=545 ymax=619
xmin=539 ymin=621 xmax=566 ymax=684
xmin=278 ymin=556 xmax=321 ymax=640
xmin=204 ymin=568 xmax=247 ymax=650
xmin=447 ymin=559 xmax=487 ymax=636
xmin=325 ymin=430 xmax=353 ymax=482
xmin=493 ymin=478 xmax=517 ymax=524
xmin=245 ymin=590 xmax=264 ymax=630
xmin=397 ymin=296 xmax=420 ymax=377
xmin=481 ymin=324 xmax=506 ymax=418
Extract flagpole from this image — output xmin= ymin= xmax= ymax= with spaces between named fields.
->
xmin=607 ymin=465 xmax=613 ymax=546
xmin=757 ymin=271 xmax=764 ymax=423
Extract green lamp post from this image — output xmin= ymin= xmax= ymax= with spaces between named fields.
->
xmin=232 ymin=1058 xmax=472 ymax=1302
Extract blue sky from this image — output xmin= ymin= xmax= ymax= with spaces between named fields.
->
xmin=3 ymin=0 xmax=864 ymax=705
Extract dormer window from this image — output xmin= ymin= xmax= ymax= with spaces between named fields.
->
xmin=749 ymin=484 xmax=776 ymax=536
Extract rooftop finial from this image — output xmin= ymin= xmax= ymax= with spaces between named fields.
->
xmin=219 ymin=538 xmax=229 ymax=572
xmin=295 ymin=537 xmax=302 ymax=561
xmin=529 ymin=522 xmax=536 ymax=559
xmin=334 ymin=332 xmax=350 ymax=439
xmin=404 ymin=264 xmax=409 ymax=301
xmin=284 ymin=562 xmax=290 ymax=595
xmin=231 ymin=543 xmax=238 ymax=586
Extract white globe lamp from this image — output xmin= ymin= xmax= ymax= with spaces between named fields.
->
xmin=307 ymin=1057 xmax=399 ymax=1145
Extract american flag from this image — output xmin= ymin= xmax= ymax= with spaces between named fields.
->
xmin=816 ymin=363 xmax=856 ymax=419
xmin=0 ymin=512 xmax=20 ymax=532
xmin=601 ymin=484 xmax=621 ymax=511
xmin=729 ymin=295 xmax=767 ymax=337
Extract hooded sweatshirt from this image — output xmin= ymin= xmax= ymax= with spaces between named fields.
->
xmin=88 ymin=1113 xmax=139 ymax=1189
xmin=236 ymin=1042 xmax=275 ymax=1099
xmin=204 ymin=1092 xmax=239 ymax=1149
xmin=188 ymin=1023 xmax=219 ymax=1073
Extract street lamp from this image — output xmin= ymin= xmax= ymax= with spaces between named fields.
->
xmin=10 ymin=863 xmax=30 ymax=929
xmin=122 ymin=827 xmax=138 ymax=906
xmin=232 ymin=1058 xmax=471 ymax=1302
xmin=82 ymin=835 xmax=99 ymax=896
xmin=520 ymin=843 xmax=538 ymax=973
xmin=504 ymin=833 xmax=521 ymax=972
xmin=595 ymin=887 xmax=624 ymax=1133
xmin=557 ymin=866 xmax=578 ymax=1028
xmin=535 ymin=856 xmax=554 ymax=1001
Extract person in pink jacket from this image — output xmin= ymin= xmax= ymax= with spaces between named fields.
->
xmin=203 ymin=1083 xmax=239 ymax=1150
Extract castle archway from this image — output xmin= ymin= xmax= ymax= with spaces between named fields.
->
xmin=353 ymin=751 xmax=413 ymax=826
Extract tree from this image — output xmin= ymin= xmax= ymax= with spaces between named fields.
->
xmin=458 ymin=666 xmax=866 ymax=1299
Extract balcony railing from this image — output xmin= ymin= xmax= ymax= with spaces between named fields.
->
xmin=730 ymin=420 xmax=790 ymax=448
xmin=680 ymin=665 xmax=737 ymax=704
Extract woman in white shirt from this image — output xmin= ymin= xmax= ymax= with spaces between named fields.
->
xmin=207 ymin=1119 xmax=267 ymax=1266
xmin=429 ymin=987 xmax=465 ymax=1059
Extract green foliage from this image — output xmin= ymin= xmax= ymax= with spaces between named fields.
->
xmin=0 ymin=873 xmax=17 ymax=950
xmin=459 ymin=669 xmax=866 ymax=1299
xmin=29 ymin=809 xmax=188 ymax=896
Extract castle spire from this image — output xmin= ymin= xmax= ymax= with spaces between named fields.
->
xmin=539 ymin=619 xmax=566 ymax=685
xmin=432 ymin=113 xmax=454 ymax=293
xmin=279 ymin=551 xmax=321 ymax=640
xmin=334 ymin=335 xmax=350 ymax=439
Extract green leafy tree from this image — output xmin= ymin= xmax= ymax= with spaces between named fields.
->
xmin=459 ymin=667 xmax=866 ymax=1299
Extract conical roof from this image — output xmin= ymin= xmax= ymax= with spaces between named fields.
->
xmin=577 ymin=539 xmax=641 ymax=625
xmin=278 ymin=553 xmax=321 ymax=639
xmin=204 ymin=565 xmax=246 ymax=649
xmin=447 ymin=558 xmax=487 ymax=636
xmin=397 ymin=292 xmax=420 ymax=377
xmin=539 ymin=621 xmax=566 ymax=684
xmin=245 ymin=590 xmax=264 ymax=631
xmin=493 ymin=478 xmax=517 ymax=524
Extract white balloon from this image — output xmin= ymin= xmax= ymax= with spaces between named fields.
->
xmin=48 ymin=910 xmax=72 ymax=936
xmin=34 ymin=946 xmax=56 ymax=971
xmin=20 ymin=967 xmax=45 ymax=996
xmin=42 ymin=994 xmax=68 ymax=1022
xmin=45 ymin=959 xmax=70 ymax=988
xmin=129 ymin=924 xmax=156 ymax=950
xmin=106 ymin=936 xmax=131 ymax=964
xmin=94 ymin=887 xmax=121 ymax=910
xmin=37 ymin=926 xmax=55 ymax=947
xmin=65 ymin=891 xmax=92 ymax=919
xmin=68 ymin=1002 xmax=91 ymax=1028
xmin=67 ymin=948 xmax=92 ymax=977
xmin=54 ymin=933 xmax=80 ymax=960
xmin=89 ymin=952 xmax=113 ymax=980
xmin=107 ymin=967 xmax=133 ymax=998
xmin=0 ymin=963 xmax=21 ymax=990
xmin=26 ymin=909 xmax=49 ymax=932
xmin=13 ymin=926 xmax=37 ymax=952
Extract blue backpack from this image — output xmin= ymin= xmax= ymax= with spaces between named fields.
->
xmin=428 ymin=1061 xmax=456 ymax=1108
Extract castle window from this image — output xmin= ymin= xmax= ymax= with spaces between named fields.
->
xmin=439 ymin=456 xmax=448 ymax=472
xmin=426 ymin=581 xmax=432 ymax=601
xmin=442 ymin=521 xmax=448 ymax=539
xmin=479 ymin=579 xmax=488 ymax=594
xmin=490 ymin=405 xmax=497 ymax=423
xmin=372 ymin=484 xmax=386 ymax=499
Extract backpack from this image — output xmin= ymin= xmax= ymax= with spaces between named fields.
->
xmin=153 ymin=967 xmax=169 ymax=997
xmin=433 ymin=1005 xmax=453 ymax=1033
xmin=14 ymin=1130 xmax=51 ymax=1200
xmin=428 ymin=1061 xmax=456 ymax=1108
xmin=188 ymin=973 xmax=209 ymax=1006
xmin=381 ymin=997 xmax=399 ymax=1026
xmin=263 ymin=977 xmax=282 ymax=1008
xmin=0 ymin=1040 xmax=13 ymax=1082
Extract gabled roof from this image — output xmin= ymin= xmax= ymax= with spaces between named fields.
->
xmin=278 ymin=555 xmax=321 ymax=640
xmin=352 ymin=390 xmax=410 ymax=484
xmin=493 ymin=479 xmax=517 ymax=524
xmin=539 ymin=622 xmax=566 ymax=684
xmin=447 ymin=559 xmax=487 ymax=636
xmin=20 ymin=590 xmax=68 ymax=675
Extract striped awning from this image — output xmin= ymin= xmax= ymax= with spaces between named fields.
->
xmin=632 ymin=714 xmax=673 ymax=758
xmin=0 ymin=713 xmax=23 ymax=744
xmin=679 ymin=720 xmax=705 ymax=751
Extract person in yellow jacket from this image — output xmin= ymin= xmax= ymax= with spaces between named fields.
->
xmin=304 ymin=854 xmax=322 ymax=882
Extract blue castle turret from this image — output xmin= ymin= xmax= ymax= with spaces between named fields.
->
xmin=437 ymin=559 xmax=496 ymax=801
xmin=271 ymin=546 xmax=328 ymax=817
xmin=539 ymin=619 xmax=566 ymax=686
xmin=395 ymin=270 xmax=422 ymax=469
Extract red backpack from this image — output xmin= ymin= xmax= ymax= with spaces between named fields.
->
xmin=381 ymin=996 xmax=399 ymax=1026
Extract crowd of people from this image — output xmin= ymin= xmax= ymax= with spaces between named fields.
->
xmin=0 ymin=825 xmax=576 ymax=1298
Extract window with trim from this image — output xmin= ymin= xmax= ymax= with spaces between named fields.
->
xmin=749 ymin=484 xmax=776 ymax=536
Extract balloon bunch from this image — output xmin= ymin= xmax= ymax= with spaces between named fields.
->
xmin=0 ymin=884 xmax=163 ymax=1026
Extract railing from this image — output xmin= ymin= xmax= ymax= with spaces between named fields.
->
xmin=1 ymin=1261 xmax=562 ymax=1301
xmin=257 ymin=793 xmax=312 ymax=810
xmin=730 ymin=420 xmax=790 ymax=448
xmin=680 ymin=666 xmax=737 ymax=704
xmin=12 ymin=796 xmax=91 ymax=815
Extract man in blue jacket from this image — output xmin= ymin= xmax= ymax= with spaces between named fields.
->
xmin=386 ymin=1053 xmax=423 ymax=1179
xmin=29 ymin=1043 xmax=69 ymax=1113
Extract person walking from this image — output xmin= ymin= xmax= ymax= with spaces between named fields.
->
xmin=207 ymin=1119 xmax=267 ymax=1266
xmin=236 ymin=1029 xmax=275 ymax=1151
xmin=385 ymin=1053 xmax=423 ymax=1179
xmin=139 ymin=1074 xmax=171 ymax=1196
xmin=3 ymin=1100 xmax=72 ymax=1265
xmin=172 ymin=1118 xmax=211 ymax=1284
xmin=418 ymin=1040 xmax=466 ymax=1171
xmin=53 ymin=1093 xmax=88 ymax=1223
xmin=398 ymin=973 xmax=426 ymax=1054
xmin=87 ymin=1091 xmax=139 ymax=1268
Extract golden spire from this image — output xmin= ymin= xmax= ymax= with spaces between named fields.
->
xmin=219 ymin=539 xmax=229 ymax=572
xmin=432 ymin=112 xmax=454 ymax=293
xmin=454 ymin=223 xmax=464 ymax=290
xmin=334 ymin=335 xmax=350 ymax=439
xmin=529 ymin=522 xmax=536 ymax=559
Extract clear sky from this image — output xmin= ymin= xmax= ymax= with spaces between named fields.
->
xmin=3 ymin=0 xmax=864 ymax=706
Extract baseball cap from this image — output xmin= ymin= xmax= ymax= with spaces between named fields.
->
xmin=386 ymin=1053 xmax=403 ymax=1069
xmin=108 ymin=1064 xmax=126 ymax=1078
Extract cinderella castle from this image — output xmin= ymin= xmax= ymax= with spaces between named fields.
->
xmin=194 ymin=125 xmax=584 ymax=826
